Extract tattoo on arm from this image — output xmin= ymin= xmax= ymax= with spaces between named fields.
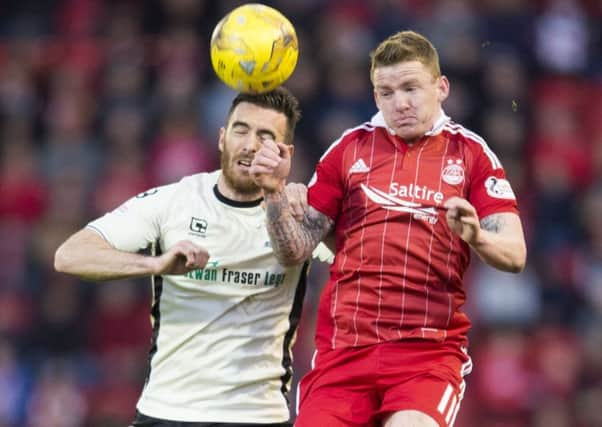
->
xmin=480 ymin=214 xmax=505 ymax=234
xmin=265 ymin=192 xmax=333 ymax=264
xmin=301 ymin=207 xmax=333 ymax=248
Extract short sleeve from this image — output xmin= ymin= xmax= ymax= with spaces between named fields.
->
xmin=468 ymin=144 xmax=519 ymax=219
xmin=307 ymin=145 xmax=345 ymax=221
xmin=87 ymin=184 xmax=176 ymax=252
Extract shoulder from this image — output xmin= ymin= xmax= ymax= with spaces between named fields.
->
xmin=319 ymin=117 xmax=379 ymax=161
xmin=130 ymin=170 xmax=218 ymax=208
xmin=178 ymin=170 xmax=219 ymax=192
xmin=441 ymin=121 xmax=502 ymax=170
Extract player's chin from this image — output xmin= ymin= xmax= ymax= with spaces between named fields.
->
xmin=233 ymin=176 xmax=261 ymax=194
xmin=395 ymin=126 xmax=422 ymax=141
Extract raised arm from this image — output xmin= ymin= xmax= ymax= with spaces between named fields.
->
xmin=444 ymin=196 xmax=526 ymax=273
xmin=54 ymin=228 xmax=209 ymax=281
xmin=264 ymin=190 xmax=334 ymax=266
xmin=250 ymin=139 xmax=334 ymax=266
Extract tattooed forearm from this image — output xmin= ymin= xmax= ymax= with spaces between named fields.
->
xmin=264 ymin=191 xmax=332 ymax=266
xmin=480 ymin=214 xmax=505 ymax=234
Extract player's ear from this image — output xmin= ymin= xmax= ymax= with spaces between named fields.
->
xmin=437 ymin=76 xmax=450 ymax=103
xmin=287 ymin=144 xmax=294 ymax=158
xmin=218 ymin=127 xmax=226 ymax=152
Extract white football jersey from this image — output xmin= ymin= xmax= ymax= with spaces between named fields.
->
xmin=88 ymin=170 xmax=307 ymax=423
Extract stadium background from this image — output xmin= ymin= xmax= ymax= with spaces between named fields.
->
xmin=0 ymin=0 xmax=601 ymax=426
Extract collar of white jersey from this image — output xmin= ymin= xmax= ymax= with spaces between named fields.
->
xmin=369 ymin=109 xmax=450 ymax=137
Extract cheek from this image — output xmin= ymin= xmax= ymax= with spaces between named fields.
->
xmin=374 ymin=94 xmax=382 ymax=110
xmin=415 ymin=92 xmax=433 ymax=109
xmin=377 ymin=97 xmax=393 ymax=111
xmin=223 ymin=136 xmax=241 ymax=154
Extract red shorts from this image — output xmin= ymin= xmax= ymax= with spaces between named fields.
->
xmin=295 ymin=340 xmax=471 ymax=427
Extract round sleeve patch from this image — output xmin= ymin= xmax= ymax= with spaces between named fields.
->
xmin=485 ymin=177 xmax=516 ymax=200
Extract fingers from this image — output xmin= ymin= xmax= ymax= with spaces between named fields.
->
xmin=250 ymin=140 xmax=282 ymax=175
xmin=249 ymin=139 xmax=292 ymax=193
xmin=174 ymin=240 xmax=209 ymax=270
xmin=250 ymin=152 xmax=279 ymax=175
xmin=444 ymin=196 xmax=476 ymax=217
xmin=445 ymin=209 xmax=458 ymax=225
xmin=444 ymin=198 xmax=480 ymax=242
xmin=276 ymin=142 xmax=292 ymax=160
xmin=443 ymin=196 xmax=467 ymax=210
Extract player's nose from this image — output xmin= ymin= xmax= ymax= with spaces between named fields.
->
xmin=242 ymin=133 xmax=262 ymax=153
xmin=393 ymin=92 xmax=410 ymax=111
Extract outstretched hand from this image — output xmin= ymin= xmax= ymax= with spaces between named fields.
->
xmin=443 ymin=196 xmax=481 ymax=245
xmin=154 ymin=240 xmax=209 ymax=275
xmin=250 ymin=139 xmax=292 ymax=193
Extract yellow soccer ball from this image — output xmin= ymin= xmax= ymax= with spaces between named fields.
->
xmin=210 ymin=3 xmax=298 ymax=93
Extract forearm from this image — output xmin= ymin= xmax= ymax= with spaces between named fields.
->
xmin=470 ymin=231 xmax=526 ymax=273
xmin=264 ymin=190 xmax=328 ymax=266
xmin=471 ymin=214 xmax=527 ymax=273
xmin=54 ymin=229 xmax=157 ymax=281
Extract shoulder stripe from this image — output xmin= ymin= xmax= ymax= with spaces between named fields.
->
xmin=318 ymin=122 xmax=375 ymax=161
xmin=443 ymin=123 xmax=502 ymax=169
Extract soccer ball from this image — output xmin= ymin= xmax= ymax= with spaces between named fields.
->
xmin=210 ymin=3 xmax=298 ymax=93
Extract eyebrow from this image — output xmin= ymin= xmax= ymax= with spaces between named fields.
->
xmin=231 ymin=121 xmax=276 ymax=140
xmin=231 ymin=121 xmax=250 ymax=130
xmin=375 ymin=77 xmax=423 ymax=90
xmin=401 ymin=78 xmax=422 ymax=86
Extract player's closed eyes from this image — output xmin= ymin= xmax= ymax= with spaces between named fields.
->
xmin=258 ymin=134 xmax=273 ymax=142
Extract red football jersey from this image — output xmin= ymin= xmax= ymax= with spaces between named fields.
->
xmin=308 ymin=111 xmax=519 ymax=351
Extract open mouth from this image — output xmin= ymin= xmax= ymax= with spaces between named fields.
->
xmin=237 ymin=158 xmax=253 ymax=170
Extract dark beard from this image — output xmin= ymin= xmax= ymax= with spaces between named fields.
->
xmin=220 ymin=149 xmax=261 ymax=195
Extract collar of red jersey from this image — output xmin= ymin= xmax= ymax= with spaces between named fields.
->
xmin=370 ymin=110 xmax=450 ymax=137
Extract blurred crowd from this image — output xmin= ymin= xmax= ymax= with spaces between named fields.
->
xmin=0 ymin=0 xmax=601 ymax=426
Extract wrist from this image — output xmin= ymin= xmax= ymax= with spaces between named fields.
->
xmin=262 ymin=182 xmax=286 ymax=196
xmin=470 ymin=228 xmax=490 ymax=249
xmin=145 ymin=255 xmax=161 ymax=276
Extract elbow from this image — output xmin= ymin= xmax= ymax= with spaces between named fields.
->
xmin=53 ymin=244 xmax=70 ymax=273
xmin=513 ymin=257 xmax=527 ymax=274
xmin=489 ymin=244 xmax=527 ymax=274
xmin=494 ymin=258 xmax=525 ymax=274
xmin=508 ymin=246 xmax=527 ymax=274
xmin=508 ymin=260 xmax=526 ymax=274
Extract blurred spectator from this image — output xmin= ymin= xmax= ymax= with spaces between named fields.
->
xmin=530 ymin=327 xmax=583 ymax=400
xmin=531 ymin=398 xmax=573 ymax=427
xmin=147 ymin=107 xmax=217 ymax=186
xmin=85 ymin=280 xmax=150 ymax=358
xmin=0 ymin=338 xmax=28 ymax=427
xmin=472 ymin=329 xmax=535 ymax=416
xmin=0 ymin=1 xmax=599 ymax=426
xmin=534 ymin=0 xmax=590 ymax=74
xmin=92 ymin=104 xmax=149 ymax=214
xmin=468 ymin=261 xmax=541 ymax=327
xmin=0 ymin=138 xmax=46 ymax=223
xmin=27 ymin=276 xmax=85 ymax=357
xmin=25 ymin=358 xmax=87 ymax=427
